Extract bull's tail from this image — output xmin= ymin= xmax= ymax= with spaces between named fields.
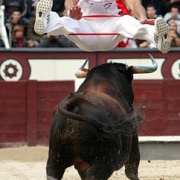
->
xmin=57 ymin=94 xmax=143 ymax=138
xmin=106 ymin=107 xmax=144 ymax=136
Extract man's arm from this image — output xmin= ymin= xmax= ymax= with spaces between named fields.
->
xmin=124 ymin=0 xmax=155 ymax=25
xmin=65 ymin=0 xmax=82 ymax=20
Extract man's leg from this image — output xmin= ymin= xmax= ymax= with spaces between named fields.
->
xmin=34 ymin=1 xmax=118 ymax=52
xmin=34 ymin=0 xmax=98 ymax=50
xmin=114 ymin=15 xmax=170 ymax=54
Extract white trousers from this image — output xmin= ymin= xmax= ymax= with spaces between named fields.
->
xmin=45 ymin=12 xmax=155 ymax=51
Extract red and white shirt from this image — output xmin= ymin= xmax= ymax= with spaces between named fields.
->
xmin=77 ymin=0 xmax=130 ymax=17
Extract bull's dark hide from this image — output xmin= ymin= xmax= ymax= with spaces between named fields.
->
xmin=47 ymin=62 xmax=144 ymax=180
xmin=58 ymin=92 xmax=143 ymax=138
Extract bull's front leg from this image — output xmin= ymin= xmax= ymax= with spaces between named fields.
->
xmin=47 ymin=113 xmax=74 ymax=180
xmin=46 ymin=140 xmax=67 ymax=180
xmin=46 ymin=154 xmax=66 ymax=180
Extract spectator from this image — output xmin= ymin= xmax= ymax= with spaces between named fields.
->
xmin=166 ymin=5 xmax=180 ymax=33
xmin=2 ymin=0 xmax=28 ymax=21
xmin=5 ymin=10 xmax=29 ymax=37
xmin=26 ymin=6 xmax=43 ymax=47
xmin=162 ymin=0 xmax=180 ymax=16
xmin=38 ymin=33 xmax=74 ymax=47
xmin=168 ymin=21 xmax=180 ymax=46
xmin=25 ymin=0 xmax=36 ymax=18
xmin=11 ymin=25 xmax=28 ymax=47
xmin=146 ymin=4 xmax=159 ymax=19
xmin=168 ymin=29 xmax=180 ymax=47
xmin=142 ymin=0 xmax=163 ymax=16
xmin=52 ymin=0 xmax=66 ymax=16
xmin=169 ymin=21 xmax=180 ymax=35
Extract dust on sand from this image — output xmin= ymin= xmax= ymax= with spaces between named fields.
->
xmin=0 ymin=145 xmax=180 ymax=180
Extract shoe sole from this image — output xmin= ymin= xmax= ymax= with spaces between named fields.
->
xmin=34 ymin=0 xmax=52 ymax=34
xmin=155 ymin=18 xmax=170 ymax=54
xmin=160 ymin=40 xmax=170 ymax=54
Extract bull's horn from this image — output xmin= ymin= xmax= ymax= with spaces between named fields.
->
xmin=133 ymin=54 xmax=158 ymax=74
xmin=75 ymin=58 xmax=90 ymax=78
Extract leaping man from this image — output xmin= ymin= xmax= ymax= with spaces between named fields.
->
xmin=34 ymin=0 xmax=170 ymax=54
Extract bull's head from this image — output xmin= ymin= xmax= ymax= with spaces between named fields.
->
xmin=75 ymin=54 xmax=158 ymax=78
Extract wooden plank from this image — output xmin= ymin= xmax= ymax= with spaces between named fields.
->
xmin=0 ymin=82 xmax=27 ymax=144
xmin=37 ymin=81 xmax=74 ymax=145
xmin=26 ymin=80 xmax=38 ymax=146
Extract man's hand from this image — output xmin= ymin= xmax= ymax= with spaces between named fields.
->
xmin=140 ymin=18 xmax=155 ymax=25
xmin=69 ymin=6 xmax=82 ymax=20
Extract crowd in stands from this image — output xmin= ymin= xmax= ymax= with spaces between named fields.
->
xmin=0 ymin=0 xmax=180 ymax=48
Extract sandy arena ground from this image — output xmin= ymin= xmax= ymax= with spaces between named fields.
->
xmin=0 ymin=145 xmax=180 ymax=180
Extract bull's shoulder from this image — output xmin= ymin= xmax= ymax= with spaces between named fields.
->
xmin=78 ymin=78 xmax=119 ymax=96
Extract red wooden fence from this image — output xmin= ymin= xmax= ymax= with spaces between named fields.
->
xmin=0 ymin=80 xmax=74 ymax=147
xmin=133 ymin=80 xmax=180 ymax=136
xmin=0 ymin=80 xmax=180 ymax=147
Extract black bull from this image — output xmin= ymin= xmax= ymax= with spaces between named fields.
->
xmin=47 ymin=55 xmax=157 ymax=180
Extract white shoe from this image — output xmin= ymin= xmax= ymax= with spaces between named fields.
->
xmin=34 ymin=0 xmax=53 ymax=34
xmin=154 ymin=17 xmax=170 ymax=54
